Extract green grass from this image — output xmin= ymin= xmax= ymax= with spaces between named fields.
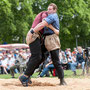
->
xmin=0 ymin=73 xmax=20 ymax=79
xmin=0 ymin=69 xmax=89 ymax=79
xmin=64 ymin=69 xmax=83 ymax=78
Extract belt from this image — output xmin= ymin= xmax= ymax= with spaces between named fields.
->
xmin=43 ymin=33 xmax=54 ymax=36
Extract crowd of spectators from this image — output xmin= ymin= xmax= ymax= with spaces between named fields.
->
xmin=0 ymin=49 xmax=31 ymax=78
xmin=38 ymin=46 xmax=86 ymax=77
xmin=0 ymin=46 xmax=87 ymax=78
xmin=59 ymin=46 xmax=86 ymax=76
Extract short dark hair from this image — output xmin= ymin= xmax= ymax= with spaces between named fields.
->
xmin=48 ymin=3 xmax=57 ymax=10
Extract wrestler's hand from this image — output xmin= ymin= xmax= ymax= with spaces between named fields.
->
xmin=26 ymin=32 xmax=30 ymax=45
xmin=26 ymin=36 xmax=30 ymax=45
xmin=47 ymin=24 xmax=59 ymax=35
xmin=26 ymin=31 xmax=33 ymax=45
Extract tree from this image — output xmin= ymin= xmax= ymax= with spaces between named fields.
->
xmin=8 ymin=0 xmax=34 ymax=43
xmin=58 ymin=0 xmax=90 ymax=49
xmin=32 ymin=0 xmax=90 ymax=49
xmin=0 ymin=0 xmax=34 ymax=43
xmin=0 ymin=0 xmax=16 ymax=43
xmin=0 ymin=0 xmax=90 ymax=49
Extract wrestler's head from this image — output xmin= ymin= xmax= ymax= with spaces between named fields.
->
xmin=47 ymin=3 xmax=57 ymax=14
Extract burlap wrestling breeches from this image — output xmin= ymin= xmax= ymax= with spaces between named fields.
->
xmin=45 ymin=34 xmax=61 ymax=51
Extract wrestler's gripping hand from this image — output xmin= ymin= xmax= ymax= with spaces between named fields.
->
xmin=26 ymin=29 xmax=33 ymax=45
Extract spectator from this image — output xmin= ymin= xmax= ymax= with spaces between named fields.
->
xmin=65 ymin=48 xmax=68 ymax=55
xmin=7 ymin=55 xmax=16 ymax=78
xmin=42 ymin=54 xmax=52 ymax=77
xmin=0 ymin=55 xmax=4 ymax=74
xmin=71 ymin=54 xmax=77 ymax=75
xmin=77 ymin=46 xmax=85 ymax=75
xmin=59 ymin=50 xmax=63 ymax=62
xmin=61 ymin=54 xmax=68 ymax=70
xmin=66 ymin=54 xmax=72 ymax=69
xmin=71 ymin=46 xmax=85 ymax=75
xmin=1 ymin=55 xmax=8 ymax=74
xmin=7 ymin=51 xmax=20 ymax=78
xmin=72 ymin=48 xmax=77 ymax=56
xmin=37 ymin=53 xmax=51 ymax=77
xmin=38 ymin=61 xmax=54 ymax=77
xmin=18 ymin=49 xmax=28 ymax=74
xmin=68 ymin=48 xmax=72 ymax=58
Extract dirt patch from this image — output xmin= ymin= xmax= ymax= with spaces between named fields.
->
xmin=2 ymin=80 xmax=55 ymax=87
xmin=0 ymin=77 xmax=90 ymax=90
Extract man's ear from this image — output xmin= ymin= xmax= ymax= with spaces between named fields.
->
xmin=54 ymin=9 xmax=56 ymax=13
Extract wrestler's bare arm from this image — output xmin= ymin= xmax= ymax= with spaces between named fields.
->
xmin=42 ymin=19 xmax=59 ymax=35
xmin=33 ymin=20 xmax=59 ymax=35
xmin=26 ymin=28 xmax=33 ymax=45
xmin=47 ymin=24 xmax=59 ymax=35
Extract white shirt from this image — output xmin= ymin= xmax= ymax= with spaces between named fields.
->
xmin=2 ymin=58 xmax=8 ymax=67
xmin=7 ymin=57 xmax=15 ymax=67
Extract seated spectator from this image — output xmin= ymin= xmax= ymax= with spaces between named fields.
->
xmin=77 ymin=46 xmax=85 ymax=75
xmin=68 ymin=48 xmax=72 ymax=58
xmin=66 ymin=54 xmax=72 ymax=69
xmin=61 ymin=54 xmax=68 ymax=70
xmin=18 ymin=49 xmax=28 ymax=74
xmin=1 ymin=55 xmax=8 ymax=74
xmin=38 ymin=53 xmax=51 ymax=77
xmin=72 ymin=48 xmax=77 ymax=56
xmin=65 ymin=48 xmax=72 ymax=58
xmin=26 ymin=49 xmax=31 ymax=57
xmin=71 ymin=46 xmax=85 ymax=75
xmin=7 ymin=51 xmax=20 ymax=78
xmin=0 ymin=55 xmax=4 ymax=74
xmin=59 ymin=50 xmax=63 ymax=61
xmin=71 ymin=54 xmax=77 ymax=75
xmin=42 ymin=54 xmax=51 ymax=77
xmin=7 ymin=55 xmax=16 ymax=78
xmin=37 ymin=61 xmax=54 ymax=77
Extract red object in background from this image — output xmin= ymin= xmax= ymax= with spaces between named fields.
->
xmin=53 ymin=69 xmax=56 ymax=76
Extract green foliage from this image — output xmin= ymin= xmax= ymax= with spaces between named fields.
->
xmin=0 ymin=0 xmax=90 ymax=49
xmin=0 ymin=0 xmax=15 ymax=43
xmin=8 ymin=0 xmax=35 ymax=43
xmin=58 ymin=0 xmax=90 ymax=49
xmin=0 ymin=0 xmax=34 ymax=43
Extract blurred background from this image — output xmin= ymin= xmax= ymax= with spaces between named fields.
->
xmin=0 ymin=0 xmax=90 ymax=50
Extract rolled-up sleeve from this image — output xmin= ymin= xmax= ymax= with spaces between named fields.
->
xmin=44 ymin=15 xmax=54 ymax=24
